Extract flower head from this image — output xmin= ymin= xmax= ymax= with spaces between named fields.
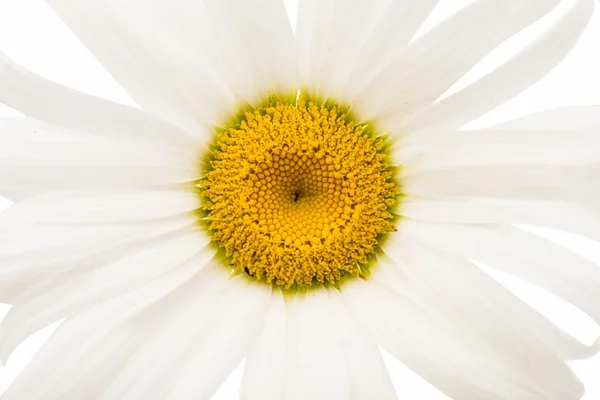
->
xmin=0 ymin=1 xmax=599 ymax=399
xmin=203 ymin=96 xmax=397 ymax=287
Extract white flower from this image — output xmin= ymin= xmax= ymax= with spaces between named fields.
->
xmin=1 ymin=0 xmax=600 ymax=399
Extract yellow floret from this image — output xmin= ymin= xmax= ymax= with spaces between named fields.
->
xmin=201 ymin=95 xmax=397 ymax=288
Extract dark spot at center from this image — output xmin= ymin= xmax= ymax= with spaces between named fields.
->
xmin=293 ymin=192 xmax=301 ymax=202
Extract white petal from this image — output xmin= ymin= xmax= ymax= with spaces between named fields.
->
xmin=0 ymin=118 xmax=77 ymax=199
xmin=39 ymin=323 xmax=146 ymax=400
xmin=492 ymin=105 xmax=600 ymax=130
xmin=0 ymin=117 xmax=200 ymax=197
xmin=240 ymin=288 xmax=288 ymax=400
xmin=45 ymin=0 xmax=230 ymax=132
xmin=0 ymin=118 xmax=72 ymax=143
xmin=242 ymin=285 xmax=397 ymax=400
xmin=344 ymin=277 xmax=583 ymax=400
xmin=0 ymin=217 xmax=192 ymax=294
xmin=0 ymin=256 xmax=218 ymax=400
xmin=245 ymin=0 xmax=297 ymax=96
xmin=46 ymin=0 xmax=295 ymax=131
xmin=200 ymin=0 xmax=297 ymax=105
xmin=342 ymin=0 xmax=439 ymax=100
xmin=0 ymin=54 xmax=200 ymax=149
xmin=402 ymin=164 xmax=600 ymax=203
xmin=397 ymin=128 xmax=600 ymax=174
xmin=0 ymin=281 xmax=28 ymax=305
xmin=0 ymin=228 xmax=212 ymax=362
xmin=164 ymin=280 xmax=272 ymax=400
xmin=295 ymin=0 xmax=391 ymax=99
xmin=0 ymin=189 xmax=200 ymax=228
xmin=404 ymin=0 xmax=595 ymax=134
xmin=283 ymin=287 xmax=350 ymax=400
xmin=357 ymin=0 xmax=560 ymax=124
xmin=330 ymin=288 xmax=397 ymax=400
xmin=0 ymin=225 xmax=131 ymax=264
xmin=398 ymin=220 xmax=600 ymax=356
xmin=0 ymin=140 xmax=191 ymax=167
xmin=2 ymin=317 xmax=141 ymax=400
xmin=382 ymin=235 xmax=591 ymax=365
xmin=0 ymin=188 xmax=31 ymax=202
xmin=399 ymin=197 xmax=600 ymax=243
xmin=295 ymin=0 xmax=335 ymax=92
xmin=0 ymin=141 xmax=199 ymax=192
xmin=345 ymin=279 xmax=521 ymax=399
xmin=98 ymin=273 xmax=263 ymax=400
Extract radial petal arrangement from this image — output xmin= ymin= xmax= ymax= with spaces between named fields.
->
xmin=0 ymin=0 xmax=599 ymax=399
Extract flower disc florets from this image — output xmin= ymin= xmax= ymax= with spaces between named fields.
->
xmin=201 ymin=95 xmax=397 ymax=288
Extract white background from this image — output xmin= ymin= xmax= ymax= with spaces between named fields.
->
xmin=1 ymin=0 xmax=600 ymax=398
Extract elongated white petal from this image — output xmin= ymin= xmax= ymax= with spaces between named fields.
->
xmin=0 ymin=281 xmax=28 ymax=305
xmin=0 ymin=118 xmax=76 ymax=199
xmin=0 ymin=256 xmax=220 ymax=400
xmin=241 ymin=286 xmax=397 ymax=400
xmin=0 ymin=229 xmax=211 ymax=362
xmin=342 ymin=0 xmax=439 ymax=100
xmin=0 ymin=189 xmax=200 ymax=228
xmin=295 ymin=0 xmax=335 ymax=92
xmin=0 ymin=140 xmax=192 ymax=167
xmin=329 ymin=287 xmax=397 ymax=400
xmin=164 ymin=280 xmax=272 ymax=400
xmin=0 ymin=225 xmax=130 ymax=263
xmin=2 ymin=315 xmax=143 ymax=400
xmin=397 ymin=128 xmax=600 ymax=174
xmin=404 ymin=0 xmax=595 ymax=134
xmin=0 ymin=53 xmax=200 ymax=149
xmin=344 ymin=277 xmax=583 ymax=400
xmin=0 ymin=119 xmax=199 ymax=197
xmin=0 ymin=165 xmax=195 ymax=193
xmin=383 ymin=235 xmax=594 ymax=365
xmin=99 ymin=274 xmax=264 ymax=400
xmin=0 ymin=140 xmax=199 ymax=192
xmin=357 ymin=0 xmax=560 ymax=124
xmin=400 ymin=197 xmax=600 ymax=243
xmin=241 ymin=288 xmax=288 ymax=400
xmin=46 ymin=0 xmax=295 ymax=131
xmin=0 ymin=217 xmax=192 ymax=292
xmin=0 ymin=118 xmax=73 ymax=143
xmin=94 ymin=262 xmax=230 ymax=399
xmin=399 ymin=220 xmax=600 ymax=349
xmin=379 ymin=233 xmax=599 ymax=361
xmin=243 ymin=0 xmax=297 ymax=96
xmin=0 ymin=188 xmax=31 ymax=202
xmin=345 ymin=279 xmax=526 ymax=399
xmin=39 ymin=323 xmax=147 ymax=400
xmin=402 ymin=163 xmax=600 ymax=203
xmin=45 ymin=0 xmax=231 ymax=132
xmin=492 ymin=106 xmax=600 ymax=130
xmin=200 ymin=0 xmax=297 ymax=105
xmin=283 ymin=287 xmax=350 ymax=400
xmin=295 ymin=0 xmax=391 ymax=99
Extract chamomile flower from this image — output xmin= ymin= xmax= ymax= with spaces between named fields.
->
xmin=1 ymin=0 xmax=600 ymax=399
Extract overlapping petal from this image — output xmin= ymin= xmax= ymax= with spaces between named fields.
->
xmin=404 ymin=0 xmax=596 ymax=134
xmin=0 ymin=259 xmax=237 ymax=400
xmin=0 ymin=0 xmax=599 ymax=399
xmin=356 ymin=0 xmax=562 ymax=123
xmin=0 ymin=53 xmax=201 ymax=148
xmin=0 ymin=228 xmax=212 ymax=363
xmin=45 ymin=0 xmax=296 ymax=131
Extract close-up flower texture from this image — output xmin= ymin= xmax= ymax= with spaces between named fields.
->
xmin=1 ymin=0 xmax=600 ymax=399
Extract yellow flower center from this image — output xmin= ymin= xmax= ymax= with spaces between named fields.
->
xmin=202 ymin=96 xmax=397 ymax=288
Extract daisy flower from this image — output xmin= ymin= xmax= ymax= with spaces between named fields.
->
xmin=1 ymin=0 xmax=600 ymax=399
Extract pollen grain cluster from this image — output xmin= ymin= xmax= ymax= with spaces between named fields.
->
xmin=202 ymin=96 xmax=396 ymax=288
